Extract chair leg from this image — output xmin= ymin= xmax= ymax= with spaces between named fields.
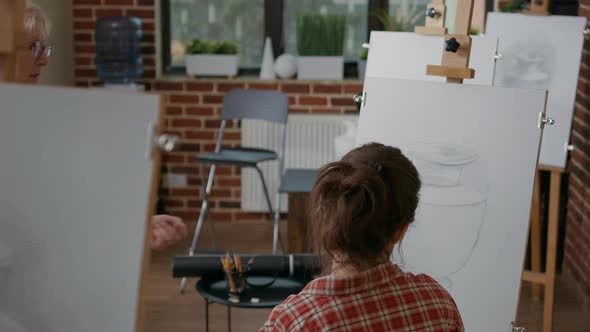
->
xmin=254 ymin=166 xmax=284 ymax=254
xmin=179 ymin=164 xmax=216 ymax=293
xmin=273 ymin=191 xmax=281 ymax=254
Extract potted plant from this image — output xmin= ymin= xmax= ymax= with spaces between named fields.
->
xmin=185 ymin=39 xmax=239 ymax=77
xmin=296 ymin=13 xmax=346 ymax=80
xmin=358 ymin=48 xmax=368 ymax=81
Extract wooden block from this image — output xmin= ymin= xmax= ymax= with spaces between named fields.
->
xmin=426 ymin=65 xmax=475 ymax=79
xmin=454 ymin=0 xmax=475 ymax=35
xmin=522 ymin=270 xmax=546 ymax=284
xmin=414 ymin=26 xmax=448 ymax=36
xmin=530 ymin=171 xmax=543 ymax=300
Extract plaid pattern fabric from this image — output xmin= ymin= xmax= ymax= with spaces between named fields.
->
xmin=260 ymin=262 xmax=464 ymax=331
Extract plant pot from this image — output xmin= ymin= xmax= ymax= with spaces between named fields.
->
xmin=297 ymin=56 xmax=343 ymax=80
xmin=357 ymin=60 xmax=366 ymax=81
xmin=185 ymin=54 xmax=239 ymax=77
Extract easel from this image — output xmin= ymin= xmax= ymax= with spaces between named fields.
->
xmin=0 ymin=0 xmax=27 ymax=82
xmin=522 ymin=164 xmax=563 ymax=332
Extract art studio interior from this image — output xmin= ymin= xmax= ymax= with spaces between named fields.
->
xmin=1 ymin=0 xmax=590 ymax=331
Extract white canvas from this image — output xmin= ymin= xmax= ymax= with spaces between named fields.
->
xmin=486 ymin=13 xmax=586 ymax=168
xmin=365 ymin=31 xmax=499 ymax=85
xmin=0 ymin=84 xmax=159 ymax=332
xmin=356 ymin=78 xmax=547 ymax=331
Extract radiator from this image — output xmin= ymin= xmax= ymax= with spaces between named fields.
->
xmin=241 ymin=114 xmax=358 ymax=212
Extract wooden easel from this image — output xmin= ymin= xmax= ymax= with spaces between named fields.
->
xmin=0 ymin=0 xmax=27 ymax=82
xmin=418 ymin=0 xmax=476 ymax=84
xmin=522 ymin=163 xmax=563 ymax=332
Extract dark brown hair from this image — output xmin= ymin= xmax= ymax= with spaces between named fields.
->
xmin=309 ymin=142 xmax=421 ymax=272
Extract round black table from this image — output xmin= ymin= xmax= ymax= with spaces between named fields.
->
xmin=196 ymin=276 xmax=306 ymax=332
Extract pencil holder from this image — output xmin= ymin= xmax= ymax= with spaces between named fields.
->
xmin=225 ymin=270 xmax=245 ymax=295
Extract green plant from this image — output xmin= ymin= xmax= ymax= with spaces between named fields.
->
xmin=359 ymin=48 xmax=368 ymax=61
xmin=296 ymin=13 xmax=346 ymax=56
xmin=500 ymin=0 xmax=526 ymax=12
xmin=185 ymin=39 xmax=239 ymax=55
xmin=370 ymin=2 xmax=423 ymax=32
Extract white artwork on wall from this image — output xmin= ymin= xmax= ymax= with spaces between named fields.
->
xmin=486 ymin=13 xmax=587 ymax=168
xmin=0 ymin=84 xmax=159 ymax=332
xmin=356 ymin=77 xmax=547 ymax=332
xmin=365 ymin=31 xmax=499 ymax=85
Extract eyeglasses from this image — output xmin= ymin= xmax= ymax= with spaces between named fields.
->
xmin=31 ymin=40 xmax=53 ymax=59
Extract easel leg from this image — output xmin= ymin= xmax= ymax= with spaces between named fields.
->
xmin=530 ymin=171 xmax=542 ymax=300
xmin=543 ymin=171 xmax=561 ymax=332
xmin=205 ymin=300 xmax=210 ymax=332
xmin=227 ymin=306 xmax=231 ymax=332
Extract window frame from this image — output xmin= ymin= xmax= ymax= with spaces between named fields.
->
xmin=160 ymin=0 xmax=388 ymax=76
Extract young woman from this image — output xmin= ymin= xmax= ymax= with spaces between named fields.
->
xmin=260 ymin=143 xmax=464 ymax=331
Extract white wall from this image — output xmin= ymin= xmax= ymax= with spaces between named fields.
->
xmin=35 ymin=0 xmax=74 ymax=86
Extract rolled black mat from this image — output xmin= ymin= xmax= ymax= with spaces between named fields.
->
xmin=172 ymin=254 xmax=321 ymax=279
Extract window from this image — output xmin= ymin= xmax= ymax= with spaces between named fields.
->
xmin=161 ymin=0 xmax=430 ymax=75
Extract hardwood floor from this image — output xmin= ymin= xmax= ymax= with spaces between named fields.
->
xmin=143 ymin=220 xmax=590 ymax=332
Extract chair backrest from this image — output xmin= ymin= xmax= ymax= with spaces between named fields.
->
xmin=220 ymin=89 xmax=289 ymax=124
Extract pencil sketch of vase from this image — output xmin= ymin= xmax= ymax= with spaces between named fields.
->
xmin=393 ymin=143 xmax=488 ymax=281
xmin=496 ymin=39 xmax=555 ymax=90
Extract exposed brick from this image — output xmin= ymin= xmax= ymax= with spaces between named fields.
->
xmin=142 ymin=22 xmax=155 ymax=31
xmin=73 ymin=8 xmax=93 ymax=18
xmin=137 ymin=0 xmax=155 ymax=5
xmin=186 ymin=106 xmax=215 ymax=116
xmin=95 ymin=9 xmax=124 ymax=17
xmin=288 ymin=96 xmax=296 ymax=105
xmin=142 ymin=69 xmax=156 ymax=79
xmin=75 ymin=69 xmax=96 ymax=77
xmin=222 ymin=132 xmax=240 ymax=140
xmin=281 ymin=83 xmax=310 ymax=93
xmin=299 ymin=96 xmax=327 ymax=106
xmin=185 ymin=131 xmax=216 ymax=140
xmin=248 ymin=83 xmax=279 ymax=90
xmin=141 ymin=46 xmax=156 ymax=55
xmin=126 ymin=9 xmax=155 ymax=19
xmin=154 ymin=81 xmax=184 ymax=91
xmin=203 ymin=95 xmax=224 ymax=104
xmin=205 ymin=119 xmax=222 ymax=128
xmin=219 ymin=201 xmax=241 ymax=209
xmin=169 ymin=94 xmax=200 ymax=104
xmin=162 ymin=154 xmax=184 ymax=163
xmin=343 ymin=83 xmax=363 ymax=94
xmin=313 ymin=84 xmax=342 ymax=94
xmin=104 ymin=0 xmax=135 ymax=5
xmin=209 ymin=212 xmax=232 ymax=221
xmin=74 ymin=21 xmax=96 ymax=30
xmin=166 ymin=106 xmax=182 ymax=116
xmin=331 ymin=97 xmax=355 ymax=107
xmin=290 ymin=107 xmax=310 ymax=114
xmin=171 ymin=119 xmax=202 ymax=128
xmin=216 ymin=178 xmax=241 ymax=187
xmin=74 ymin=33 xmax=92 ymax=42
xmin=142 ymin=34 xmax=155 ymax=43
xmin=73 ymin=0 xmax=101 ymax=4
xmin=187 ymin=82 xmax=214 ymax=91
xmin=217 ymin=83 xmax=245 ymax=92
xmin=187 ymin=200 xmax=203 ymax=208
xmin=312 ymin=108 xmax=341 ymax=114
xmin=75 ymin=57 xmax=92 ymax=66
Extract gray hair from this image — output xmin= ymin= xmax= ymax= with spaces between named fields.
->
xmin=24 ymin=0 xmax=51 ymax=37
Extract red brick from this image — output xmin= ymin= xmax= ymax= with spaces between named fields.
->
xmin=74 ymin=33 xmax=92 ymax=42
xmin=169 ymin=94 xmax=200 ymax=104
xmin=162 ymin=154 xmax=184 ymax=163
xmin=143 ymin=58 xmax=155 ymax=66
xmin=73 ymin=8 xmax=93 ymax=18
xmin=73 ymin=0 xmax=101 ymax=4
xmin=288 ymin=96 xmax=296 ymax=105
xmin=187 ymin=200 xmax=203 ymax=208
xmin=281 ymin=83 xmax=310 ymax=93
xmin=217 ymin=83 xmax=245 ymax=92
xmin=312 ymin=108 xmax=340 ymax=114
xmin=142 ymin=69 xmax=156 ymax=79
xmin=170 ymin=188 xmax=198 ymax=196
xmin=141 ymin=46 xmax=156 ymax=55
xmin=210 ymin=212 xmax=232 ymax=221
xmin=290 ymin=107 xmax=310 ymax=114
xmin=186 ymin=107 xmax=215 ymax=116
xmin=96 ymin=9 xmax=124 ymax=17
xmin=343 ymin=83 xmax=363 ymax=93
xmin=187 ymin=82 xmax=214 ymax=91
xmin=74 ymin=21 xmax=96 ymax=30
xmin=185 ymin=131 xmax=216 ymax=140
xmin=219 ymin=201 xmax=241 ymax=209
xmin=154 ymin=81 xmax=185 ymax=91
xmin=331 ymin=97 xmax=355 ymax=107
xmin=216 ymin=178 xmax=241 ymax=187
xmin=142 ymin=34 xmax=155 ymax=43
xmin=187 ymin=177 xmax=203 ymax=186
xmin=205 ymin=119 xmax=222 ymax=128
xmin=166 ymin=106 xmax=182 ymax=116
xmin=248 ymin=83 xmax=278 ymax=90
xmin=126 ymin=9 xmax=155 ymax=19
xmin=313 ymin=84 xmax=342 ymax=94
xmin=137 ymin=0 xmax=155 ymax=5
xmin=299 ymin=96 xmax=327 ymax=106
xmin=142 ymin=22 xmax=155 ymax=31
xmin=75 ymin=57 xmax=92 ymax=66
xmin=203 ymin=95 xmax=224 ymax=104
xmin=164 ymin=199 xmax=185 ymax=208
xmin=171 ymin=119 xmax=202 ymax=128
xmin=75 ymin=69 xmax=96 ymax=77
xmin=210 ymin=189 xmax=231 ymax=198
xmin=222 ymin=132 xmax=240 ymax=140
xmin=104 ymin=0 xmax=135 ymax=5
xmin=74 ymin=45 xmax=96 ymax=55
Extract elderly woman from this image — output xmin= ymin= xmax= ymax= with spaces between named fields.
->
xmin=12 ymin=2 xmax=187 ymax=251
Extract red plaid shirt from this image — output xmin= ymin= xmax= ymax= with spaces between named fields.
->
xmin=260 ymin=262 xmax=463 ymax=331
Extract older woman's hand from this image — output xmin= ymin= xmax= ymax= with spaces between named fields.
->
xmin=151 ymin=215 xmax=187 ymax=251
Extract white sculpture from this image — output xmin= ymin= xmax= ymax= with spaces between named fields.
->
xmin=260 ymin=37 xmax=275 ymax=80
xmin=273 ymin=54 xmax=297 ymax=79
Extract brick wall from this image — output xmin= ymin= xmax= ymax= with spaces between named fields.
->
xmin=564 ymin=0 xmax=590 ymax=305
xmin=72 ymin=0 xmax=362 ymax=222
